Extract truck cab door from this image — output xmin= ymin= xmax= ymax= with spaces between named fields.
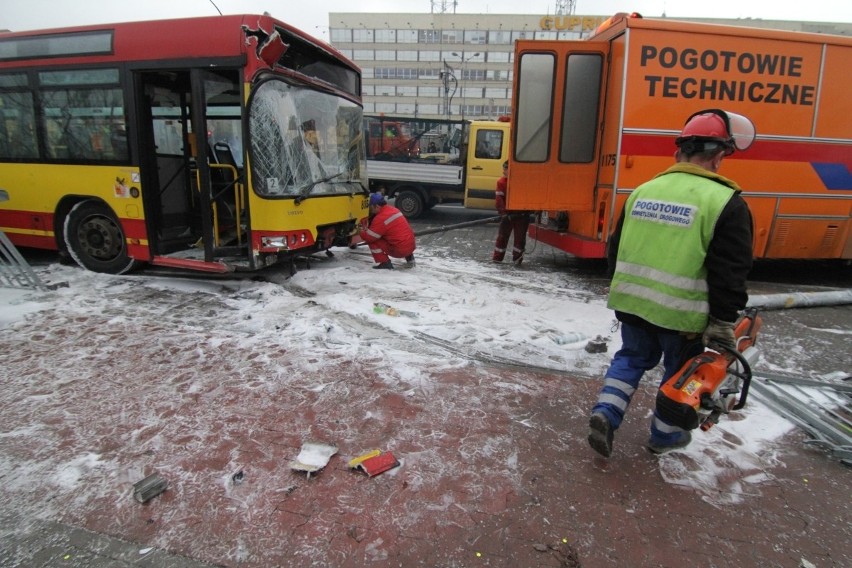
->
xmin=464 ymin=122 xmax=509 ymax=210
xmin=508 ymin=40 xmax=609 ymax=213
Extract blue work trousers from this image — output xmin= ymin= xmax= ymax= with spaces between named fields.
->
xmin=591 ymin=321 xmax=704 ymax=444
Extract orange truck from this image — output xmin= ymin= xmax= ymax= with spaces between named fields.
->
xmin=508 ymin=13 xmax=852 ymax=259
xmin=364 ymin=116 xmax=421 ymax=160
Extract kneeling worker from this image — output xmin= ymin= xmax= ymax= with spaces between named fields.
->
xmin=360 ymin=193 xmax=416 ymax=270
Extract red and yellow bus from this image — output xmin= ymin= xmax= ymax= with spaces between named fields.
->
xmin=508 ymin=13 xmax=852 ymax=260
xmin=0 ymin=14 xmax=368 ymax=274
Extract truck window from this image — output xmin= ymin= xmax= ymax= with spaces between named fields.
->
xmin=515 ymin=52 xmax=554 ymax=162
xmin=560 ymin=53 xmax=602 ymax=163
xmin=475 ymin=128 xmax=504 ymax=159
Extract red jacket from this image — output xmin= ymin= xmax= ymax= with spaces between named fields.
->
xmin=495 ymin=175 xmax=508 ymax=215
xmin=360 ymin=204 xmax=416 ymax=255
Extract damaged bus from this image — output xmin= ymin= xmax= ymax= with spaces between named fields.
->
xmin=0 ymin=14 xmax=368 ymax=274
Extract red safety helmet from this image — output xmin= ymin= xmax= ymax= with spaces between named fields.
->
xmin=675 ymin=109 xmax=755 ymax=156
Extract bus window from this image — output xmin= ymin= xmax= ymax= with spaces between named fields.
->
xmin=560 ymin=53 xmax=602 ymax=163
xmin=0 ymin=83 xmax=38 ymax=160
xmin=248 ymin=79 xmax=366 ymax=199
xmin=38 ymin=68 xmax=127 ymax=162
xmin=515 ymin=52 xmax=554 ymax=162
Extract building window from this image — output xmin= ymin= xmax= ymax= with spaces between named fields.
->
xmin=488 ymin=52 xmax=510 ymax=63
xmin=375 ymin=29 xmax=396 ymax=43
xmin=397 ymin=29 xmax=418 ymax=43
xmin=485 ymin=87 xmax=507 ymax=98
xmin=330 ymin=29 xmax=351 ymax=43
xmin=465 ymin=30 xmax=487 ymax=44
xmin=512 ymin=31 xmax=533 ymax=42
xmin=419 ymin=68 xmax=440 ymax=79
xmin=376 ymin=84 xmax=395 ymax=96
xmin=419 ymin=29 xmax=441 ymax=43
xmin=462 ymin=69 xmax=486 ymax=81
xmin=375 ymin=50 xmax=395 ymax=61
xmin=363 ymin=102 xmax=375 ymax=113
xmin=535 ymin=31 xmax=558 ymax=40
xmin=419 ymin=86 xmax=440 ymax=97
xmin=353 ymin=29 xmax=374 ymax=42
xmin=398 ymin=50 xmax=418 ymax=61
xmin=376 ymin=102 xmax=395 ymax=113
xmin=361 ymin=68 xmax=374 ymax=78
xmin=397 ymin=103 xmax=416 ymax=114
xmin=442 ymin=30 xmax=463 ymax=44
xmin=489 ymin=30 xmax=512 ymax=44
xmin=419 ymin=50 xmax=440 ymax=62
xmin=354 ymin=49 xmax=374 ymax=60
xmin=362 ymin=85 xmax=375 ymax=96
xmin=397 ymin=86 xmax=417 ymax=97
xmin=418 ymin=104 xmax=439 ymax=115
xmin=337 ymin=49 xmax=352 ymax=59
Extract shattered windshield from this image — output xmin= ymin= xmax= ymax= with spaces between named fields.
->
xmin=248 ymin=79 xmax=366 ymax=199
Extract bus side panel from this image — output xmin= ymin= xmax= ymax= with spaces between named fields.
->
xmin=0 ymin=163 xmax=147 ymax=253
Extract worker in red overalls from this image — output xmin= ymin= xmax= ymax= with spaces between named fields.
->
xmin=492 ymin=160 xmax=530 ymax=265
xmin=360 ymin=193 xmax=416 ymax=270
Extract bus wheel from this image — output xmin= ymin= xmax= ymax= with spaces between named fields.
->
xmin=395 ymin=190 xmax=424 ymax=219
xmin=63 ymin=200 xmax=139 ymax=274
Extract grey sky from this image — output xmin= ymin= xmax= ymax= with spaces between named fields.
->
xmin=2 ymin=1 xmax=850 ymax=39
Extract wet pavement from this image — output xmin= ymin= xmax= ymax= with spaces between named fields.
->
xmin=1 ymin=205 xmax=850 ymax=567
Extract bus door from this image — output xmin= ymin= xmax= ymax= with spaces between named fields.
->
xmin=135 ymin=68 xmax=243 ymax=263
xmin=509 ymin=41 xmax=609 ymax=224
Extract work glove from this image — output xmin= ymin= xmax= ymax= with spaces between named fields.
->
xmin=702 ymin=316 xmax=737 ymax=351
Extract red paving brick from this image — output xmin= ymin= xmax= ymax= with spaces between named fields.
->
xmin=1 ymin=309 xmax=850 ymax=568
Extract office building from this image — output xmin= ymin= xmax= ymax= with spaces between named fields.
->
xmin=329 ymin=11 xmax=851 ymax=120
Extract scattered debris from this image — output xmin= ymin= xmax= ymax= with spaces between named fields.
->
xmin=750 ymin=370 xmax=852 ymax=466
xmin=549 ymin=331 xmax=588 ymax=345
xmin=348 ymin=449 xmax=400 ymax=477
xmin=584 ymin=335 xmax=609 ymax=353
xmin=133 ymin=472 xmax=168 ymax=503
xmin=290 ymin=441 xmax=338 ymax=478
xmin=373 ymin=302 xmax=418 ymax=318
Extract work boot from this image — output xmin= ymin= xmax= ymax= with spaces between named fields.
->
xmin=373 ymin=261 xmax=394 ymax=270
xmin=588 ymin=412 xmax=614 ymax=458
xmin=646 ymin=431 xmax=692 ymax=455
xmin=405 ymin=254 xmax=416 ymax=267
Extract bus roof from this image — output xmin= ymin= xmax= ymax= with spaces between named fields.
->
xmin=0 ymin=14 xmax=357 ymax=74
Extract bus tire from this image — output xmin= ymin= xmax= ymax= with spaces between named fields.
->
xmin=395 ymin=189 xmax=424 ymax=219
xmin=63 ymin=200 xmax=140 ymax=274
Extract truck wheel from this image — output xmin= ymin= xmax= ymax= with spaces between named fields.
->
xmin=63 ymin=200 xmax=140 ymax=274
xmin=395 ymin=190 xmax=424 ymax=219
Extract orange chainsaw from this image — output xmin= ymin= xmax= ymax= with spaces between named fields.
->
xmin=656 ymin=308 xmax=762 ymax=431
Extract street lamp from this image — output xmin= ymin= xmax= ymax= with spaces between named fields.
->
xmin=439 ymin=60 xmax=457 ymax=121
xmin=451 ymin=51 xmax=480 ymax=120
